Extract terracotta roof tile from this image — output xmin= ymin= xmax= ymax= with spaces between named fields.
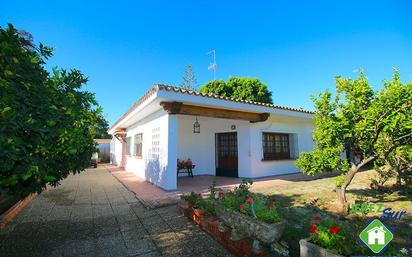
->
xmin=109 ymin=84 xmax=313 ymax=132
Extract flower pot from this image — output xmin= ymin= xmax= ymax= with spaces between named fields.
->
xmin=215 ymin=202 xmax=286 ymax=244
xmin=299 ymin=238 xmax=344 ymax=257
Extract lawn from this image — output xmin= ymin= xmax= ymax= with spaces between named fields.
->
xmin=251 ymin=169 xmax=412 ymax=256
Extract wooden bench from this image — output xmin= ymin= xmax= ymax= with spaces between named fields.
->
xmin=177 ymin=165 xmax=195 ymax=177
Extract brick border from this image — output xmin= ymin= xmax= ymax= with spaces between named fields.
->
xmin=177 ymin=201 xmax=272 ymax=257
xmin=0 ymin=193 xmax=37 ymax=228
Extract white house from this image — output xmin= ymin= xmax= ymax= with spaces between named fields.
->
xmin=367 ymin=226 xmax=386 ymax=245
xmin=108 ymin=84 xmax=315 ymax=191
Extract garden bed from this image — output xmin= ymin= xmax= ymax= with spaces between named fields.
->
xmin=177 ymin=201 xmax=273 ymax=257
xmin=177 ymin=180 xmax=289 ymax=257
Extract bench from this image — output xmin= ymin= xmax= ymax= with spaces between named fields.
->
xmin=177 ymin=165 xmax=195 ymax=177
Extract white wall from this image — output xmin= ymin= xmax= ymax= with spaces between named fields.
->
xmin=177 ymin=115 xmax=251 ymax=177
xmin=122 ymin=110 xmax=177 ymax=191
xmin=249 ymin=115 xmax=315 ymax=177
xmin=110 ymin=137 xmax=123 ymax=166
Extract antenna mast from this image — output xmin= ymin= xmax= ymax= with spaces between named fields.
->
xmin=207 ymin=49 xmax=217 ymax=81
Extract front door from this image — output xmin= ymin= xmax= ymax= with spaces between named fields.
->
xmin=215 ymin=132 xmax=238 ymax=177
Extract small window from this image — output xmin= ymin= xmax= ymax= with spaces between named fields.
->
xmin=262 ymin=133 xmax=290 ymax=160
xmin=125 ymin=137 xmax=131 ymax=155
xmin=134 ymin=134 xmax=143 ymax=157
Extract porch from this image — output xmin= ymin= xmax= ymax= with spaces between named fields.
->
xmin=106 ymin=164 xmax=316 ymax=208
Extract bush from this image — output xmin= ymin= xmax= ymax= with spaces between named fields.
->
xmin=0 ymin=24 xmax=103 ymax=196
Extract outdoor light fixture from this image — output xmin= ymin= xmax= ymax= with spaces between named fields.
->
xmin=193 ymin=116 xmax=200 ymax=133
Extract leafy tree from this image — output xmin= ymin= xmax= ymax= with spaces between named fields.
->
xmin=180 ymin=64 xmax=197 ymax=91
xmin=0 ymin=24 xmax=102 ymax=196
xmin=295 ymin=71 xmax=412 ymax=213
xmin=199 ymin=79 xmax=229 ymax=96
xmin=93 ymin=113 xmax=112 ymax=139
xmin=199 ymin=77 xmax=273 ymax=104
xmin=371 ymin=146 xmax=412 ymax=189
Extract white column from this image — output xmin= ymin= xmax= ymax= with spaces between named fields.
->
xmin=159 ymin=114 xmax=178 ymax=191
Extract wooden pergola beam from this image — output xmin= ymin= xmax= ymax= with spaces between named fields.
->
xmin=160 ymin=101 xmax=269 ymax=123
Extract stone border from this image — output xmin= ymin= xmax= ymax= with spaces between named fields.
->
xmin=299 ymin=238 xmax=344 ymax=257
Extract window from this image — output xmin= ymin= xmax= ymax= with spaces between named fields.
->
xmin=262 ymin=133 xmax=290 ymax=160
xmin=125 ymin=137 xmax=131 ymax=155
xmin=133 ymin=134 xmax=143 ymax=157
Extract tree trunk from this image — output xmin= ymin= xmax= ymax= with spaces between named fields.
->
xmin=338 ymin=156 xmax=375 ymax=214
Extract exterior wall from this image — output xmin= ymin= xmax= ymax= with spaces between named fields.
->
xmin=97 ymin=143 xmax=110 ymax=163
xmin=110 ymin=137 xmax=123 ymax=166
xmin=122 ymin=110 xmax=177 ymax=191
xmin=177 ymin=115 xmax=251 ymax=177
xmin=177 ymin=114 xmax=314 ymax=179
xmin=249 ymin=115 xmax=315 ymax=177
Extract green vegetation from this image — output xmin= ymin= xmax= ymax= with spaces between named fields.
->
xmin=295 ymin=70 xmax=412 ymax=213
xmin=218 ymin=179 xmax=280 ymax=224
xmin=199 ymin=77 xmax=273 ymax=104
xmin=0 ymin=24 xmax=106 ymax=196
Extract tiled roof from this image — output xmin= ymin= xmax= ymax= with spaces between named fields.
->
xmin=156 ymin=84 xmax=313 ymax=114
xmin=109 ymin=84 xmax=313 ymax=131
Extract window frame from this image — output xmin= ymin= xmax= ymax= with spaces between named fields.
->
xmin=133 ymin=133 xmax=143 ymax=157
xmin=125 ymin=136 xmax=132 ymax=156
xmin=262 ymin=132 xmax=291 ymax=161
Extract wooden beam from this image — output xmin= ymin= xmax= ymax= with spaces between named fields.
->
xmin=160 ymin=101 xmax=269 ymax=123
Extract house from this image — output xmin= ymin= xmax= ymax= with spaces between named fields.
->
xmin=367 ymin=226 xmax=386 ymax=245
xmin=108 ymin=85 xmax=315 ymax=191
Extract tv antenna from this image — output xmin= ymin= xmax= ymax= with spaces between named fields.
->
xmin=207 ymin=49 xmax=217 ymax=81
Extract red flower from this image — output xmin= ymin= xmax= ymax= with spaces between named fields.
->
xmin=310 ymin=224 xmax=317 ymax=233
xmin=330 ymin=226 xmax=340 ymax=234
xmin=314 ymin=215 xmax=321 ymax=221
xmin=239 ymin=204 xmax=244 ymax=209
xmin=246 ymin=197 xmax=253 ymax=204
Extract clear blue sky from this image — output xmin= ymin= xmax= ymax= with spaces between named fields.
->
xmin=2 ymin=1 xmax=412 ymax=125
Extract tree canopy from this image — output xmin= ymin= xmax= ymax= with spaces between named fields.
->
xmin=199 ymin=77 xmax=273 ymax=104
xmin=0 ymin=24 xmax=104 ymax=196
xmin=295 ymin=70 xmax=412 ymax=212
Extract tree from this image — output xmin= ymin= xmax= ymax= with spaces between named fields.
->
xmin=0 ymin=24 xmax=102 ymax=196
xmin=199 ymin=79 xmax=229 ymax=96
xmin=180 ymin=64 xmax=197 ymax=91
xmin=199 ymin=77 xmax=273 ymax=104
xmin=371 ymin=145 xmax=412 ymax=189
xmin=94 ymin=114 xmax=112 ymax=139
xmin=295 ymin=71 xmax=412 ymax=213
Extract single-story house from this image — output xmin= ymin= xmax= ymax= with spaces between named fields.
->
xmin=108 ymin=84 xmax=315 ymax=191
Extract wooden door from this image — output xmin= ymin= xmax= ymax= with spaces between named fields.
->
xmin=215 ymin=132 xmax=238 ymax=177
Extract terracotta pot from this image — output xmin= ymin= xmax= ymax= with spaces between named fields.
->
xmin=299 ymin=238 xmax=344 ymax=257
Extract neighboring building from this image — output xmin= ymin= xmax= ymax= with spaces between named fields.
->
xmin=367 ymin=227 xmax=386 ymax=245
xmin=95 ymin=139 xmax=111 ymax=163
xmin=108 ymin=85 xmax=315 ymax=191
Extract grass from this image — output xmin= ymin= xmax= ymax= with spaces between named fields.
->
xmin=251 ymin=169 xmax=412 ymax=256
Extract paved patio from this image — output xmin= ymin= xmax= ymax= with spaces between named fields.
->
xmin=107 ymin=164 xmax=337 ymax=208
xmin=0 ymin=166 xmax=232 ymax=257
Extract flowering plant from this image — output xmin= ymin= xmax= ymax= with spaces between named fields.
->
xmin=308 ymin=214 xmax=406 ymax=256
xmin=218 ymin=179 xmax=280 ymax=224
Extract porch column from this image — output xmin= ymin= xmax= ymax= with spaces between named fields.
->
xmin=160 ymin=114 xmax=178 ymax=191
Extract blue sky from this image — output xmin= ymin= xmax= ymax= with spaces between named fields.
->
xmin=2 ymin=1 xmax=412 ymax=125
